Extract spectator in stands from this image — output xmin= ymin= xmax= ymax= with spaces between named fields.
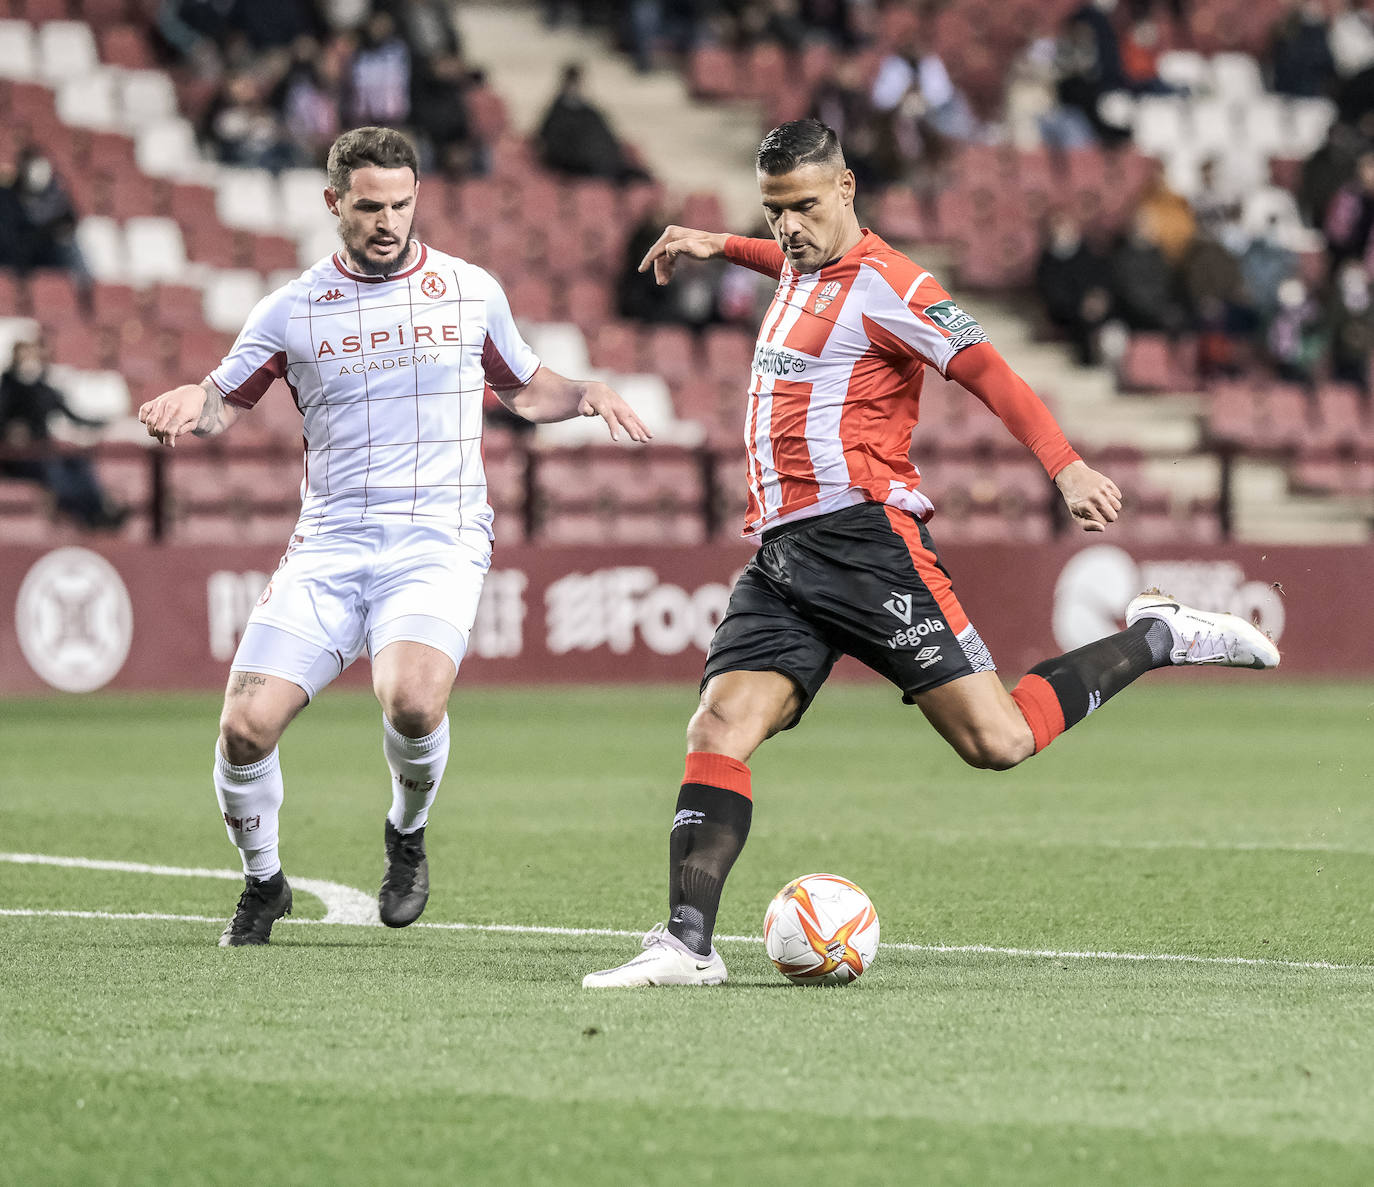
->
xmin=1135 ymin=160 xmax=1197 ymax=264
xmin=1035 ymin=210 xmax=1114 ymax=365
xmin=156 ymin=0 xmax=235 ymax=73
xmin=226 ymin=0 xmax=319 ymax=53
xmin=1055 ymin=8 xmax=1131 ymax=144
xmin=1324 ymin=148 xmax=1374 ymax=262
xmin=1109 ymin=210 xmax=1188 ymax=332
xmin=1066 ymin=0 xmax=1127 ymax=93
xmin=1192 ymin=157 xmax=1245 ymax=249
xmin=1181 ymin=235 xmax=1257 ymax=376
xmin=809 ymin=54 xmax=886 ymax=186
xmin=345 ymin=9 xmax=412 ymax=125
xmin=536 ymin=64 xmax=650 ymax=183
xmin=396 ymin=0 xmax=463 ymax=61
xmin=1007 ymin=30 xmax=1096 ymax=150
xmin=1266 ymin=276 xmax=1326 ymax=381
xmin=617 ymin=204 xmax=721 ymax=327
xmin=737 ymin=0 xmax=810 ymax=54
xmin=203 ymin=72 xmax=302 ymax=173
xmin=0 ymin=341 xmax=127 ymax=531
xmin=870 ymin=36 xmax=979 ymax=149
xmin=410 ymin=52 xmax=479 ymax=176
xmin=1268 ymin=0 xmax=1337 ymax=97
xmin=1241 ymin=212 xmax=1299 ymax=319
xmin=1119 ymin=16 xmax=1173 ymax=94
xmin=4 ymin=149 xmax=89 ymax=287
xmin=1325 ymin=257 xmax=1374 ymax=389
xmin=276 ymin=35 xmax=347 ymax=165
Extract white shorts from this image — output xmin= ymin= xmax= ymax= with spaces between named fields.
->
xmin=231 ymin=521 xmax=491 ymax=700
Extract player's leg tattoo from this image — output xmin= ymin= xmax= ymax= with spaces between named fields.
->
xmin=1010 ymin=618 xmax=1174 ymax=753
xmin=668 ymin=752 xmax=753 ymax=957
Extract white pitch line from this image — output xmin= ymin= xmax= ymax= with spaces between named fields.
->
xmin=0 ymin=908 xmax=1367 ymax=973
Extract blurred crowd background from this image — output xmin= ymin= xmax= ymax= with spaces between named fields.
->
xmin=1 ymin=0 xmax=1372 ymax=547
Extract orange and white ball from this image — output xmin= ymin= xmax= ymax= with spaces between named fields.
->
xmin=763 ymin=873 xmax=880 ymax=985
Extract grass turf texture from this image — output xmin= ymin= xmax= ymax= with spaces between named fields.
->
xmin=1 ymin=681 xmax=1372 ymax=1185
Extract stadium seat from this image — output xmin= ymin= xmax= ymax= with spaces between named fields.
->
xmin=1156 ymin=50 xmax=1210 ymax=93
xmin=98 ymin=24 xmax=152 ymax=70
xmin=125 ymin=215 xmax=188 ymax=284
xmin=1210 ymin=52 xmax=1263 ymax=102
xmin=36 ymin=21 xmax=98 ymax=84
xmin=215 ymin=169 xmax=279 ymax=233
xmin=646 ymin=324 xmax=696 ymax=388
xmin=522 ymin=321 xmax=591 ymax=376
xmin=278 ymin=168 xmax=329 ymax=234
xmin=118 ymin=69 xmax=176 ymax=126
xmin=703 ymin=326 xmax=753 ymax=381
xmin=134 ymin=118 xmax=201 ymax=179
xmin=55 ymin=70 xmax=120 ymax=130
xmin=0 ymin=271 xmax=23 ymax=316
xmin=687 ymin=46 xmax=739 ymax=99
xmin=74 ymin=214 xmax=127 ymax=281
xmin=201 ymin=269 xmax=266 ymax=334
xmin=0 ymin=19 xmax=36 ymax=80
xmin=90 ymin=281 xmax=139 ymax=329
xmin=1132 ymin=97 xmax=1187 ymax=156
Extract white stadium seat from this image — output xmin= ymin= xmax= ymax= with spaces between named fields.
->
xmin=36 ymin=21 xmax=97 ymax=84
xmin=536 ymin=371 xmax=703 ymax=447
xmin=0 ymin=20 xmax=37 ymax=80
xmin=1161 ymin=149 xmax=1202 ymax=198
xmin=202 ymin=269 xmax=267 ymax=333
xmin=1240 ymin=93 xmax=1289 ymax=157
xmin=119 ymin=70 xmax=178 ymax=128
xmin=55 ymin=70 xmax=120 ymax=130
xmin=75 ymin=215 xmax=127 ymax=282
xmin=48 ymin=367 xmax=131 ymax=422
xmin=1096 ymin=89 xmax=1136 ymax=132
xmin=1284 ymin=97 xmax=1337 ymax=157
xmin=1131 ymin=97 xmax=1187 ymax=156
xmin=215 ymin=168 xmax=281 ymax=232
xmin=299 ymin=224 xmax=340 ymax=268
xmin=135 ymin=118 xmax=206 ymax=180
xmin=1157 ymin=50 xmax=1210 ymax=94
xmin=278 ymin=168 xmax=330 ymax=233
xmin=1211 ymin=53 xmax=1263 ymax=102
xmin=522 ymin=322 xmax=590 ymax=375
xmin=1188 ymin=98 xmax=1233 ymax=155
xmin=124 ymin=216 xmax=188 ymax=284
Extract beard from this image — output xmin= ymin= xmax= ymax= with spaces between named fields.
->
xmin=340 ymin=226 xmax=416 ymax=277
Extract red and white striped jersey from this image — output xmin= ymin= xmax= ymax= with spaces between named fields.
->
xmin=726 ymin=229 xmax=998 ymax=536
xmin=209 ymin=243 xmax=540 ymax=538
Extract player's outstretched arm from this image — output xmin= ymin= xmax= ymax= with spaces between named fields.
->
xmin=497 ymin=367 xmax=652 ymax=443
xmin=638 ymin=225 xmax=729 ymax=286
xmin=138 ymin=378 xmax=240 ymax=447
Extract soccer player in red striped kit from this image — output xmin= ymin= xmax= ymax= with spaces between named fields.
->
xmin=584 ymin=119 xmax=1278 ymax=988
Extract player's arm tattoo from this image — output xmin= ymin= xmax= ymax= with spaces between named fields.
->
xmin=192 ymin=379 xmax=231 ymax=438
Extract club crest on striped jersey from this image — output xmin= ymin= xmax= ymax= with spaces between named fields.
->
xmin=420 ymin=272 xmax=446 ymax=298
xmin=813 ymin=280 xmax=843 ymax=314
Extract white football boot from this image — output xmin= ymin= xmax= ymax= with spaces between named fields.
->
xmin=581 ymin=922 xmax=728 ymax=988
xmin=1126 ymin=592 xmax=1280 ymax=670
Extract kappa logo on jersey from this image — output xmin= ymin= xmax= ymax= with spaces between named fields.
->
xmin=752 ymin=343 xmax=808 ymax=377
xmin=672 ymin=809 xmax=706 ymax=830
xmin=316 ymin=288 xmax=346 ymax=302
xmin=883 ymin=592 xmax=914 ymax=624
xmin=813 ymin=280 xmax=843 ymax=314
xmin=420 ymin=272 xmax=446 ymax=299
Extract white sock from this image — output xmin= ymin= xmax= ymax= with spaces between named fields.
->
xmin=213 ymin=745 xmax=284 ymax=879
xmin=384 ymin=714 xmax=449 ymax=833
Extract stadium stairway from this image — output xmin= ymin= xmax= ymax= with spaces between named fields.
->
xmin=458 ymin=2 xmax=765 ymax=228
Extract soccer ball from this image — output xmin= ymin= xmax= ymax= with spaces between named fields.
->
xmin=763 ymin=873 xmax=879 ymax=986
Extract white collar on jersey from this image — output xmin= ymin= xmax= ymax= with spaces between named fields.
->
xmin=332 ymin=241 xmax=429 ymax=284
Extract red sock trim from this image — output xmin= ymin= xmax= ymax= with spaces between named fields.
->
xmin=1010 ymin=674 xmax=1066 ymax=754
xmin=683 ymin=751 xmax=752 ymax=800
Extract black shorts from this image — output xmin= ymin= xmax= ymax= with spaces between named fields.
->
xmin=702 ymin=501 xmax=996 ymax=726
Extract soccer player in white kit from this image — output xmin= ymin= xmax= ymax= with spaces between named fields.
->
xmin=139 ymin=127 xmax=650 ymax=946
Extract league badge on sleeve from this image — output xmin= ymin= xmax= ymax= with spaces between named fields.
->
xmin=813 ymin=280 xmax=843 ymax=314
xmin=922 ymin=298 xmax=989 ymax=350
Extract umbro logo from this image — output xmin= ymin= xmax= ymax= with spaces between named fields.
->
xmin=316 ymin=288 xmax=346 ymax=302
xmin=672 ymin=809 xmax=706 ymax=830
xmin=915 ymin=645 xmax=942 ymax=669
xmin=883 ymin=592 xmax=913 ymax=624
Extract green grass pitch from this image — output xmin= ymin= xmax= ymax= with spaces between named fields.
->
xmin=2 ymin=680 xmax=1373 ymax=1185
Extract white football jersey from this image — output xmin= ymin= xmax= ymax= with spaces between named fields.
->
xmin=209 ymin=243 xmax=540 ymax=536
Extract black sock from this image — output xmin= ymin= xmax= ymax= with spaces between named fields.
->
xmin=668 ymin=775 xmax=752 ymax=957
xmin=1026 ymin=619 xmax=1174 ymax=730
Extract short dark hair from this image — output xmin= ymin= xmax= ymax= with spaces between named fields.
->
xmin=326 ymin=126 xmax=419 ymax=194
xmin=756 ymin=119 xmax=845 ymax=175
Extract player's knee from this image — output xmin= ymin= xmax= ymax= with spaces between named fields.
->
xmin=686 ymin=698 xmax=764 ymax=759
xmin=383 ymin=695 xmax=445 ymax=739
xmin=955 ymin=720 xmax=1034 ymax=771
xmin=219 ymin=708 xmax=280 ymax=766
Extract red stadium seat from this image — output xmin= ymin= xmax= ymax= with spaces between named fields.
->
xmin=98 ymin=24 xmax=153 ymax=69
xmin=249 ymin=234 xmax=299 ymax=274
xmin=646 ymin=324 xmax=696 ymax=386
xmin=28 ymin=269 xmax=83 ymax=323
xmin=0 ymin=270 xmax=25 ymax=316
xmin=151 ymin=283 xmax=208 ymax=333
xmin=702 ymin=326 xmax=753 ymax=381
xmin=588 ymin=322 xmax=637 ymax=371
xmin=687 ymin=46 xmax=740 ymax=99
